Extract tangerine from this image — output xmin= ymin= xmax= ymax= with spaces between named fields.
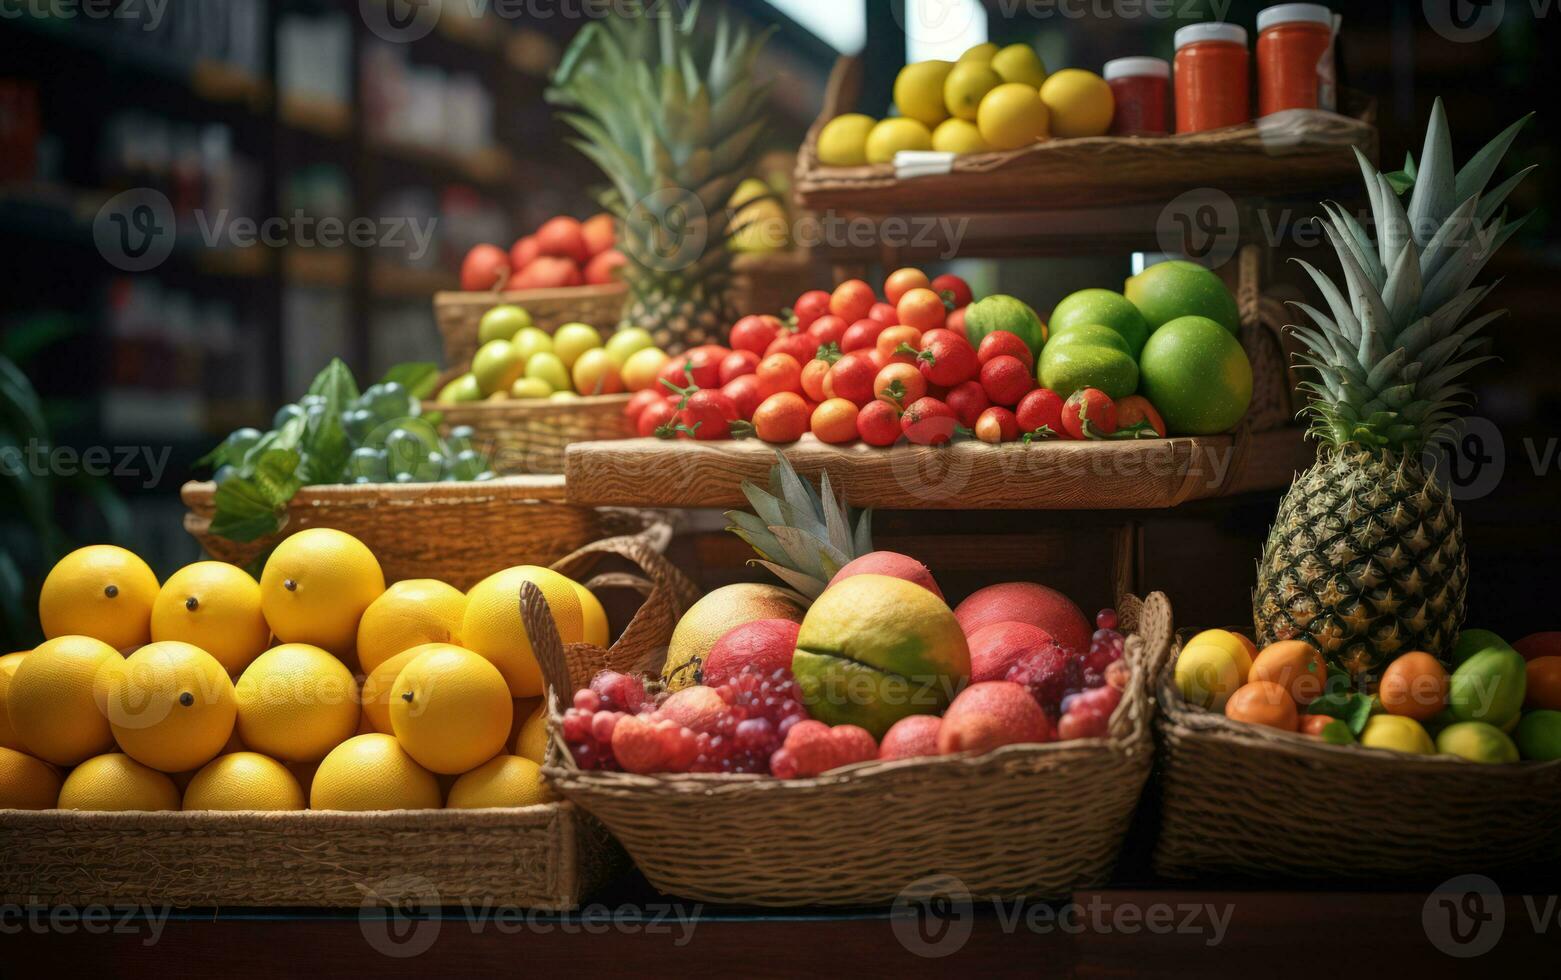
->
xmin=811 ymin=398 xmax=860 ymax=444
xmin=1224 ymin=680 xmax=1298 ymax=731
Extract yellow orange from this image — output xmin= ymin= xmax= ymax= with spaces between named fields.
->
xmin=447 ymin=755 xmax=553 ymax=809
xmin=7 ymin=635 xmax=119 ymax=765
xmin=461 ymin=566 xmax=584 ymax=697
xmin=57 ymin=753 xmax=180 ymax=811
xmin=355 ymin=579 xmax=467 ymax=675
xmin=96 ymin=640 xmax=236 ymax=773
xmin=310 ymin=734 xmax=441 ymax=811
xmin=1224 ymin=680 xmax=1299 ymax=731
xmin=1184 ymin=629 xmax=1254 ymax=680
xmin=389 ymin=645 xmax=513 ymax=775
xmin=0 ymin=746 xmax=60 ymax=809
xmin=358 ymin=647 xmax=425 ymax=734
xmin=234 ymin=643 xmax=359 ymax=763
xmin=0 ymin=651 xmax=27 ymax=750
xmin=183 ymin=752 xmax=306 ymax=811
xmin=39 ymin=545 xmax=159 ymax=650
xmin=1379 ymin=651 xmax=1449 ymax=721
xmin=151 ymin=561 xmax=270 ymax=675
xmin=514 ymin=700 xmax=549 ymax=764
xmin=259 ymin=529 xmax=385 ymax=655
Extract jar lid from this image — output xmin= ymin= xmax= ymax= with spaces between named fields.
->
xmin=1103 ymin=57 xmax=1171 ymax=81
xmin=1257 ymin=3 xmax=1336 ymax=32
xmin=1174 ymin=23 xmax=1249 ymax=49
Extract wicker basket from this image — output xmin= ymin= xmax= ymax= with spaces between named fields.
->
xmin=428 ymin=394 xmax=631 ymax=476
xmin=795 ymin=56 xmax=1377 ymax=213
xmin=1152 ymin=638 xmax=1561 ymax=880
xmin=434 ymin=283 xmax=628 ymax=368
xmin=0 ymin=529 xmax=692 ymax=909
xmin=181 ymin=477 xmax=647 ymax=589
xmin=533 ymin=589 xmax=1174 ymax=907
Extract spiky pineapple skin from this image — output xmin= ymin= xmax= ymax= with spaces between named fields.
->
xmin=1254 ymin=448 xmax=1467 ymax=680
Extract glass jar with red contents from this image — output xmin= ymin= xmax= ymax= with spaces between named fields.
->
xmin=1104 ymin=57 xmax=1170 ymax=136
xmin=1174 ymin=23 xmax=1250 ymax=134
xmin=1257 ymin=3 xmax=1339 ymax=115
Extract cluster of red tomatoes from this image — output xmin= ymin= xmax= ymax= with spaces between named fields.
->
xmin=621 ymin=269 xmax=1166 ymax=447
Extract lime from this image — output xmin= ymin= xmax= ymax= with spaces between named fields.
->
xmin=552 ymin=322 xmax=603 ymax=371
xmin=1138 ymin=316 xmax=1252 ymax=434
xmin=509 ymin=377 xmax=552 ymax=399
xmin=1125 ymin=260 xmax=1240 ymax=335
xmin=436 ymin=373 xmax=481 ymax=405
xmin=511 ymin=326 xmax=553 ymax=364
xmin=1045 ymin=322 xmax=1131 ymax=357
xmin=1039 ymin=343 xmax=1138 ymax=400
xmin=604 ymin=327 xmax=655 ymax=367
xmin=865 ymin=118 xmax=932 ymax=164
xmin=963 ymin=295 xmax=1046 ymax=357
xmin=1516 ymin=710 xmax=1561 ymax=761
xmin=1360 ymin=715 xmax=1434 ymax=754
xmin=817 ymin=114 xmax=876 ymax=166
xmin=525 ymin=352 xmax=571 ymax=393
xmin=1049 ymin=289 xmax=1150 ymax=358
xmin=477 ymin=305 xmax=532 ymax=347
xmin=894 ymin=60 xmax=954 ymax=128
xmin=1450 ymin=629 xmax=1513 ymax=666
xmin=472 ymin=339 xmax=525 ymax=395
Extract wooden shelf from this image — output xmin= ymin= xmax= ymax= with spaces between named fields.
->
xmin=563 ymin=432 xmax=1310 ymax=511
xmin=284 ymin=248 xmax=352 ymax=288
xmin=372 ymin=260 xmax=458 ymax=298
xmin=279 ymin=94 xmax=351 ymax=140
xmin=369 ymin=138 xmax=515 ymax=186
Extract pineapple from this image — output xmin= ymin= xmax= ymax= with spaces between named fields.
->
xmin=547 ymin=2 xmax=773 ymax=351
xmin=725 ymin=454 xmax=873 ymax=600
xmin=1255 ymin=98 xmax=1532 ymax=681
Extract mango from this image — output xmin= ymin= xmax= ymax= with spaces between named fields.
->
xmin=1435 ymin=721 xmax=1519 ymax=764
xmin=1359 ymin=715 xmax=1434 ymax=755
xmin=1450 ymin=628 xmax=1512 ymax=666
xmin=792 ymin=575 xmax=970 ymax=739
xmin=1515 ymin=710 xmax=1561 ymax=761
xmin=1448 ymin=646 xmax=1527 ymax=728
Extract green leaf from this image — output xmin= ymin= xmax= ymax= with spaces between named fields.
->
xmin=1305 ymin=691 xmax=1375 ymax=735
xmin=307 ymin=357 xmax=360 ymax=407
xmin=1382 ymin=169 xmax=1415 ymax=196
xmin=378 ymin=362 xmax=440 ymax=400
xmin=208 ymin=447 xmax=302 ymax=542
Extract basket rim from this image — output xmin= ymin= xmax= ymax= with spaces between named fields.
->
xmin=1155 ymin=639 xmax=1561 ymax=777
xmin=424 ymin=393 xmax=631 ymax=412
xmin=0 ymin=800 xmax=579 ymax=825
xmin=434 ymin=281 xmax=628 ymax=304
xmin=180 ymin=474 xmax=568 ymax=507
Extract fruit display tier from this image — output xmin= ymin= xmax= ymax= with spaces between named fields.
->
xmin=561 ymin=430 xmax=1311 ymax=510
xmin=435 ymin=283 xmax=630 ymax=368
xmin=796 ymin=56 xmax=1378 ymax=218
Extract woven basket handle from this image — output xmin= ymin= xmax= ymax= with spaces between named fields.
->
xmin=549 ymin=527 xmax=700 ymax=668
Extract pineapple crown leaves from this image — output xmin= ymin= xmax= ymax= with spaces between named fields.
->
xmin=547 ymin=2 xmax=775 ymax=274
xmin=723 ymin=452 xmax=872 ymax=600
xmin=1289 ymin=98 xmax=1533 ymax=453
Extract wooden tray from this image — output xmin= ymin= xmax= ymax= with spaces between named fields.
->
xmin=794 ymin=56 xmax=1378 ymax=216
xmin=562 ymin=431 xmax=1313 ymax=510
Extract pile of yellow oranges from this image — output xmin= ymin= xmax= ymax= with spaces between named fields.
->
xmin=0 ymin=529 xmax=602 ymax=812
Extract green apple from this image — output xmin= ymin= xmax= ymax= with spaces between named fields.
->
xmin=478 ymin=304 xmax=533 ymax=346
xmin=512 ymin=326 xmax=553 ymax=365
xmin=548 ymin=390 xmax=580 ymax=402
xmin=552 ymin=322 xmax=603 ymax=370
xmin=1125 ymin=260 xmax=1239 ymax=335
xmin=509 ymin=377 xmax=553 ymax=399
xmin=525 ymin=351 xmax=571 ymax=393
xmin=604 ymin=327 xmax=655 ymax=368
xmin=1138 ymin=315 xmax=1252 ymax=434
xmin=471 ymin=340 xmax=525 ymax=395
xmin=436 ymin=373 xmax=482 ymax=405
xmin=1048 ymin=288 xmax=1150 ymax=358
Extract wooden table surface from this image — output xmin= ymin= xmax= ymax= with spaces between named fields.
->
xmin=9 ymin=882 xmax=1556 ymax=977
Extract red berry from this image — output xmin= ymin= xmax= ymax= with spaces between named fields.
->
xmin=978 ymin=354 xmax=1035 ymax=407
xmin=944 ymin=380 xmax=990 ymax=428
xmin=730 ymin=314 xmax=782 ymax=355
xmin=976 ymin=330 xmax=1034 ymax=369
xmin=856 ymin=399 xmax=902 ymax=447
xmin=623 ymin=389 xmax=663 ymax=431
xmin=793 ymin=290 xmax=832 ymax=330
xmin=1062 ymin=388 xmax=1118 ymax=440
xmin=720 ymin=375 xmax=764 ymax=421
xmin=917 ymin=329 xmax=978 ymax=387
xmin=901 ymin=396 xmax=958 ymax=446
xmin=677 ymin=345 xmax=727 ymax=389
xmin=830 ymin=279 xmax=876 ymax=323
xmin=765 ymin=332 xmax=820 ymax=364
xmin=930 ymin=273 xmax=973 ymax=309
xmin=973 ymin=406 xmax=1019 ymax=443
xmin=1005 ymin=645 xmax=1081 ymax=719
xmin=637 ymin=396 xmax=680 ymax=438
xmin=674 ymin=390 xmax=739 ymax=440
xmin=840 ymin=317 xmax=888 ymax=353
xmin=867 ymin=302 xmax=900 ymax=326
xmin=830 ymin=725 xmax=879 ymax=765
xmin=771 ymin=719 xmax=843 ymax=779
xmin=719 ymin=349 xmax=761 ymax=385
xmin=824 ymin=350 xmax=878 ymax=407
xmin=590 ymin=670 xmax=648 ymax=712
xmin=807 ymin=314 xmax=848 ymax=347
xmin=1016 ymin=388 xmax=1066 ymax=439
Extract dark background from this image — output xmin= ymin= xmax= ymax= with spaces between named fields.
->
xmin=2 ymin=0 xmax=1557 ymax=647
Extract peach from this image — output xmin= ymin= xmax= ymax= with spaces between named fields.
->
xmin=936 ymin=681 xmax=1054 ymax=755
xmin=581 ymin=212 xmax=616 ymax=257
xmin=878 ymin=714 xmax=942 ymax=761
xmin=535 ymin=215 xmax=589 ymax=264
xmin=826 ymin=551 xmax=943 ymax=600
xmin=954 ymin=582 xmax=1092 ymax=653
xmin=584 ymin=249 xmax=626 ymax=285
xmin=657 ymin=686 xmax=727 ymax=734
